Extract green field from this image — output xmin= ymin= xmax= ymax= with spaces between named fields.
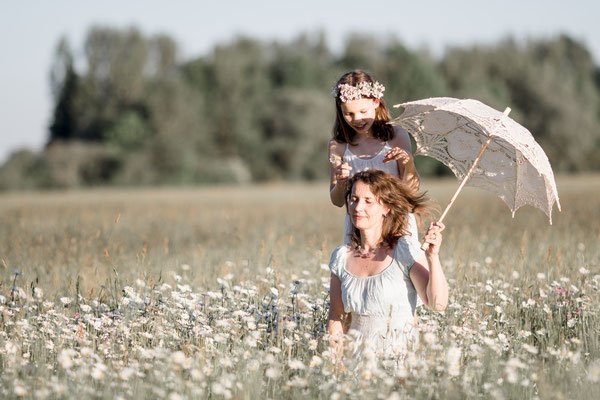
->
xmin=1 ymin=174 xmax=599 ymax=399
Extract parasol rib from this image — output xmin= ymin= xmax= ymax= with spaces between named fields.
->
xmin=421 ymin=107 xmax=511 ymax=250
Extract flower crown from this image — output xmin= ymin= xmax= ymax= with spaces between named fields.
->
xmin=331 ymin=81 xmax=385 ymax=102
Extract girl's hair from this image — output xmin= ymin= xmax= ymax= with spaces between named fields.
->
xmin=332 ymin=70 xmax=394 ymax=145
xmin=345 ymin=170 xmax=438 ymax=249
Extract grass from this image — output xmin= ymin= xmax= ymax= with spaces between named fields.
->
xmin=0 ymin=174 xmax=599 ymax=399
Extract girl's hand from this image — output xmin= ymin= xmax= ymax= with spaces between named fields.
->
xmin=423 ymin=222 xmax=445 ymax=256
xmin=333 ymin=162 xmax=352 ymax=184
xmin=383 ymin=147 xmax=413 ymax=164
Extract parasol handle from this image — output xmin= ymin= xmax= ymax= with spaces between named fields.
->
xmin=420 ymin=107 xmax=511 ymax=251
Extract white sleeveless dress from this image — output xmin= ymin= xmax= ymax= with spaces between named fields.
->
xmin=343 ymin=142 xmax=399 ymax=243
xmin=329 ymin=214 xmax=423 ymax=357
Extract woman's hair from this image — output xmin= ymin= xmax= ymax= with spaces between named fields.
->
xmin=345 ymin=170 xmax=438 ymax=248
xmin=332 ymin=70 xmax=394 ymax=145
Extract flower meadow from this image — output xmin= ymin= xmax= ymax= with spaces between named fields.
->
xmin=1 ymin=176 xmax=599 ymax=399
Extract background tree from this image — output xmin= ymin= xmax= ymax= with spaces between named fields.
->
xmin=1 ymin=28 xmax=598 ymax=190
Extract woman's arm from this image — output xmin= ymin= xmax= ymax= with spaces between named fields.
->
xmin=329 ymin=139 xmax=351 ymax=207
xmin=409 ymin=222 xmax=448 ymax=311
xmin=327 ymin=273 xmax=348 ymax=347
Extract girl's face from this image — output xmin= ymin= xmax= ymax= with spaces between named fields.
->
xmin=348 ymin=181 xmax=389 ymax=231
xmin=340 ymin=98 xmax=379 ymax=135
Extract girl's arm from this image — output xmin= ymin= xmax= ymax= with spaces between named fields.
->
xmin=386 ymin=127 xmax=420 ymax=191
xmin=329 ymin=139 xmax=351 ymax=207
xmin=408 ymin=222 xmax=448 ymax=311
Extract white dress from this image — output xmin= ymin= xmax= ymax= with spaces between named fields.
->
xmin=343 ymin=142 xmax=399 ymax=243
xmin=329 ymin=214 xmax=423 ymax=357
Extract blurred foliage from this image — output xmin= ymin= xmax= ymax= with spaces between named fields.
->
xmin=1 ymin=28 xmax=599 ymax=189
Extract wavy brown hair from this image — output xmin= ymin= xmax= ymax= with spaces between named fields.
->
xmin=345 ymin=170 xmax=438 ymax=248
xmin=332 ymin=70 xmax=395 ymax=145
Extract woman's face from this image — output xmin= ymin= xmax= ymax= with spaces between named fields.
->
xmin=340 ymin=98 xmax=379 ymax=135
xmin=348 ymin=181 xmax=389 ymax=231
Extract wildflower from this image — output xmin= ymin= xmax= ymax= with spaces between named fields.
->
xmin=446 ymin=346 xmax=462 ymax=377
xmin=537 ymin=273 xmax=546 ymax=280
xmin=120 ymin=367 xmax=136 ymax=381
xmin=522 ymin=344 xmax=538 ymax=355
xmin=91 ymin=363 xmax=107 ymax=380
xmin=587 ymin=359 xmax=600 ymax=383
xmin=247 ymin=359 xmax=261 ymax=372
xmin=424 ymin=332 xmax=437 ymax=345
xmin=14 ymin=382 xmax=27 ymax=397
xmin=309 ymin=355 xmax=323 ymax=368
xmin=58 ymin=349 xmax=77 ymax=369
xmin=288 ymin=359 xmax=306 ymax=370
xmin=579 ymin=267 xmax=590 ymax=275
xmin=265 ymin=367 xmax=281 ymax=379
xmin=60 ymin=297 xmax=72 ymax=306
xmin=33 ymin=287 xmax=44 ymax=299
xmin=286 ymin=376 xmax=308 ymax=388
xmin=171 ymin=351 xmax=191 ymax=370
xmin=80 ymin=304 xmax=92 ymax=313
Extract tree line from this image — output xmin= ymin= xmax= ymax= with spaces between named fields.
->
xmin=1 ymin=27 xmax=599 ymax=189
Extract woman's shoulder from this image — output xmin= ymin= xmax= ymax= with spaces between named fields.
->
xmin=328 ymin=244 xmax=349 ymax=277
xmin=330 ymin=244 xmax=349 ymax=259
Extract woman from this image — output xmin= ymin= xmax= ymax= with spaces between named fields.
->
xmin=327 ymin=170 xmax=448 ymax=358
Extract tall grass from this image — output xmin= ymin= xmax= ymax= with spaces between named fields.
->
xmin=0 ymin=175 xmax=598 ymax=399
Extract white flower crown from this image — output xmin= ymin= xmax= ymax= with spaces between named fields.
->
xmin=331 ymin=81 xmax=385 ymax=102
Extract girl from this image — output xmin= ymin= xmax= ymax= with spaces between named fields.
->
xmin=328 ymin=70 xmax=420 ymax=241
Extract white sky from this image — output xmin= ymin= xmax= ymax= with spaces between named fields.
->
xmin=1 ymin=0 xmax=598 ymax=162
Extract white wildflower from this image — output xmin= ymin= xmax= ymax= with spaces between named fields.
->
xmin=265 ymin=367 xmax=281 ymax=379
xmin=446 ymin=345 xmax=462 ymax=377
xmin=522 ymin=344 xmax=538 ymax=355
xmin=59 ymin=297 xmax=72 ymax=305
xmin=58 ymin=349 xmax=77 ymax=369
xmin=286 ymin=376 xmax=308 ymax=388
xmin=424 ymin=332 xmax=437 ymax=345
xmin=309 ymin=355 xmax=323 ymax=368
xmin=579 ymin=267 xmax=590 ymax=275
xmin=33 ymin=287 xmax=44 ymax=299
xmin=14 ymin=382 xmax=27 ymax=397
xmin=288 ymin=359 xmax=306 ymax=370
xmin=247 ymin=359 xmax=261 ymax=372
xmin=120 ymin=367 xmax=136 ymax=381
xmin=79 ymin=304 xmax=92 ymax=313
xmin=587 ymin=359 xmax=600 ymax=383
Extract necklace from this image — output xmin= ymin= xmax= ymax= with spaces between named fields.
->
xmin=353 ymin=242 xmax=385 ymax=259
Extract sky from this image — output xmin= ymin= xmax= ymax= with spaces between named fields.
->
xmin=1 ymin=0 xmax=598 ymax=163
